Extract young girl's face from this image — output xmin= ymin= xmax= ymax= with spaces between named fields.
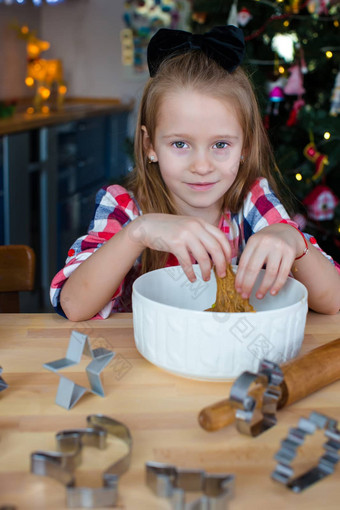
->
xmin=144 ymin=88 xmax=244 ymax=223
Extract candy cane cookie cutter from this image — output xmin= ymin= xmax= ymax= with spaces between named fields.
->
xmin=31 ymin=414 xmax=132 ymax=508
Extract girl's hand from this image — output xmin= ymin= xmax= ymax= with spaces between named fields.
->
xmin=127 ymin=213 xmax=231 ymax=282
xmin=235 ymin=223 xmax=306 ymax=300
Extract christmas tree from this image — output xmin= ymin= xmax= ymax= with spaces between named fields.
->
xmin=190 ymin=0 xmax=340 ymax=259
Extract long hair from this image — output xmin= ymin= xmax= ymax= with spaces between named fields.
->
xmin=126 ymin=51 xmax=289 ymax=273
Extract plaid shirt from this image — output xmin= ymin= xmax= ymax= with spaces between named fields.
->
xmin=50 ymin=177 xmax=339 ymax=318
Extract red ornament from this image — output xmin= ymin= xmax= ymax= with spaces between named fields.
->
xmin=303 ymin=142 xmax=329 ymax=181
xmin=303 ymin=185 xmax=339 ymax=221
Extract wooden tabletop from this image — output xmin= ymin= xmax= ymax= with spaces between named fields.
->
xmin=0 ymin=311 xmax=339 ymax=510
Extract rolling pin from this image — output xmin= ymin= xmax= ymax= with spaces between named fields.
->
xmin=199 ymin=337 xmax=340 ymax=432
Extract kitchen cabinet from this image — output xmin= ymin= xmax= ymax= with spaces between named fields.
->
xmin=0 ymin=99 xmax=134 ymax=311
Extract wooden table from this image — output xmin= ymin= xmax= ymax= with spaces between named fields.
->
xmin=0 ymin=312 xmax=339 ymax=510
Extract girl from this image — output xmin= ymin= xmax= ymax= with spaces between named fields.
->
xmin=51 ymin=26 xmax=340 ymax=321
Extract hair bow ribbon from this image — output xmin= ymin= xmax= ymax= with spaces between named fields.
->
xmin=147 ymin=25 xmax=245 ymax=77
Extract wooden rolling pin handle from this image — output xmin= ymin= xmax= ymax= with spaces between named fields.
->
xmin=199 ymin=338 xmax=340 ymax=432
xmin=279 ymin=337 xmax=340 ymax=408
xmin=198 ymin=398 xmax=235 ymax=432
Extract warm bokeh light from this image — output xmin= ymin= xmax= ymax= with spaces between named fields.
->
xmin=324 ymin=132 xmax=331 ymax=140
xmin=295 ymin=173 xmax=303 ymax=181
xmin=41 ymin=106 xmax=50 ymax=114
xmin=26 ymin=107 xmax=34 ymax=114
xmin=25 ymin=76 xmax=34 ymax=86
xmin=38 ymin=86 xmax=51 ymax=100
xmin=326 ymin=51 xmax=333 ymax=59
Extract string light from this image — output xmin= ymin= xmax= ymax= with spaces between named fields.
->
xmin=324 ymin=132 xmax=331 ymax=140
xmin=326 ymin=51 xmax=333 ymax=59
xmin=295 ymin=173 xmax=303 ymax=181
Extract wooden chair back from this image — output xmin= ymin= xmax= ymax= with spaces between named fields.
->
xmin=0 ymin=245 xmax=36 ymax=313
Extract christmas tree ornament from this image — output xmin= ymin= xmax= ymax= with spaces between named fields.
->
xmin=290 ymin=0 xmax=301 ymax=13
xmin=237 ymin=7 xmax=252 ymax=27
xmin=307 ymin=0 xmax=330 ymax=15
xmin=303 ymin=142 xmax=329 ymax=181
xmin=284 ymin=64 xmax=306 ymax=95
xmin=330 ymin=71 xmax=340 ymax=116
xmin=228 ymin=0 xmax=239 ymax=26
xmin=286 ymin=98 xmax=305 ymax=126
xmin=272 ymin=33 xmax=298 ymax=62
xmin=268 ymin=85 xmax=285 ymax=114
xmin=303 ymin=185 xmax=339 ymax=221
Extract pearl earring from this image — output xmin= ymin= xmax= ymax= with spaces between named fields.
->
xmin=148 ymin=155 xmax=156 ymax=163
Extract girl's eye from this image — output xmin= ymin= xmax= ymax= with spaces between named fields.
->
xmin=172 ymin=141 xmax=188 ymax=149
xmin=213 ymin=141 xmax=228 ymax=149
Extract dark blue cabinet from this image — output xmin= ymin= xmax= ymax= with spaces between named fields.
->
xmin=0 ymin=106 xmax=132 ymax=311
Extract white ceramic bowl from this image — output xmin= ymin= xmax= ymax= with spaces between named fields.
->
xmin=132 ymin=265 xmax=308 ymax=380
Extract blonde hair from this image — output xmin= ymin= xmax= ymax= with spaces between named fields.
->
xmin=127 ymin=51 xmax=287 ymax=273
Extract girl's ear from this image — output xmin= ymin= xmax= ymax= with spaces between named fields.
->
xmin=141 ymin=125 xmax=158 ymax=162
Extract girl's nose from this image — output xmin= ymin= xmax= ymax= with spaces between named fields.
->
xmin=191 ymin=151 xmax=213 ymax=174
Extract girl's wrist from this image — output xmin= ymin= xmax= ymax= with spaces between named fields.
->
xmin=125 ymin=217 xmax=147 ymax=250
xmin=279 ymin=220 xmax=309 ymax=261
xmin=294 ymin=229 xmax=309 ymax=260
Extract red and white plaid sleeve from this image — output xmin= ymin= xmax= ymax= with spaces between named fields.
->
xmin=242 ymin=177 xmax=340 ymax=273
xmin=50 ymin=184 xmax=142 ymax=319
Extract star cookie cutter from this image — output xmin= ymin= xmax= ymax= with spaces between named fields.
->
xmin=44 ymin=330 xmax=114 ymax=409
xmin=0 ymin=366 xmax=8 ymax=393
xmin=272 ymin=411 xmax=340 ymax=492
xmin=146 ymin=461 xmax=234 ymax=509
xmin=31 ymin=414 xmax=132 ymax=508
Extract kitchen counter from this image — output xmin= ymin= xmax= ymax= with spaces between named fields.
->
xmin=0 ymin=97 xmax=135 ymax=136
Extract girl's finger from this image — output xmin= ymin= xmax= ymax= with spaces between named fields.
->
xmin=186 ymin=239 xmax=214 ymax=282
xmin=205 ymin=224 xmax=232 ymax=266
xmin=253 ymin=253 xmax=283 ymax=299
xmin=268 ymin=253 xmax=294 ymax=296
xmin=175 ymin=249 xmax=197 ymax=282
xmin=234 ymin=243 xmax=256 ymax=294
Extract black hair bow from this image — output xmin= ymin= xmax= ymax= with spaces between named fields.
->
xmin=147 ymin=25 xmax=245 ymax=77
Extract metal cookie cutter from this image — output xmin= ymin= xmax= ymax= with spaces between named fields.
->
xmin=146 ymin=461 xmax=234 ymax=510
xmin=229 ymin=359 xmax=284 ymax=436
xmin=31 ymin=414 xmax=132 ymax=508
xmin=44 ymin=330 xmax=114 ymax=409
xmin=271 ymin=411 xmax=340 ymax=492
xmin=0 ymin=367 xmax=8 ymax=393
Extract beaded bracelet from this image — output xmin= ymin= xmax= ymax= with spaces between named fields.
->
xmin=294 ymin=229 xmax=309 ymax=261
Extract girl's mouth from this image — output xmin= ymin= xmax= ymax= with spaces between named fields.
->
xmin=186 ymin=182 xmax=216 ymax=191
